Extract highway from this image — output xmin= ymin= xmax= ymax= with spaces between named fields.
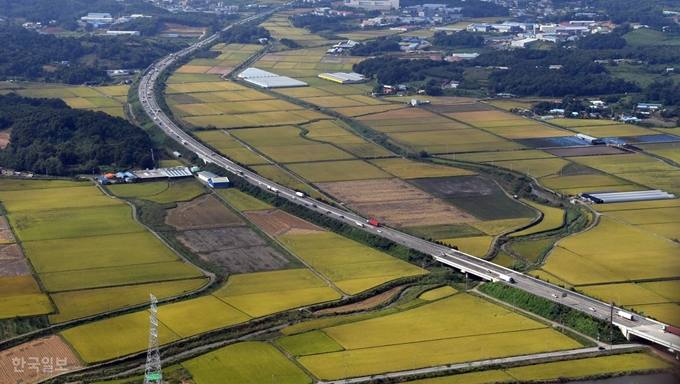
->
xmin=137 ymin=15 xmax=680 ymax=356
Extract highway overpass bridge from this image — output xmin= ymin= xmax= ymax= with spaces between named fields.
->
xmin=138 ymin=14 xmax=680 ymax=359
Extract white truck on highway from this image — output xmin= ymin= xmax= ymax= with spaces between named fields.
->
xmin=295 ymin=192 xmax=305 ymax=198
xmin=355 ymin=221 xmax=364 ymax=227
xmin=498 ymin=273 xmax=515 ymax=283
xmin=617 ymin=310 xmax=636 ymax=321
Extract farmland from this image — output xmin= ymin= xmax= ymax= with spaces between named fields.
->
xmin=217 ymin=188 xmax=272 ymax=211
xmin=439 ymin=235 xmax=494 ymax=257
xmin=166 ymin=194 xmax=243 ymax=230
xmin=177 ymin=226 xmax=289 ymax=274
xmin=0 ymin=335 xmax=83 ymax=384
xmin=249 ymin=165 xmax=311 ymax=193
xmin=245 ymin=209 xmax=325 ymax=236
xmin=183 ymin=342 xmax=311 ymax=384
xmin=0 ymin=179 xmax=205 ymax=323
xmin=317 ymin=178 xmax=477 ymax=227
xmin=369 ymin=158 xmax=474 ymax=179
xmin=61 ymin=311 xmax=181 ymax=363
xmin=5 ymin=82 xmax=128 ymax=118
xmin=541 ymin=217 xmax=679 ymax=286
xmin=156 ymin=295 xmax=251 ymax=338
xmin=409 ymin=176 xmax=536 ymax=221
xmin=302 ymin=120 xmax=393 ymax=158
xmin=49 ymin=279 xmax=208 ymax=323
xmin=278 ymin=232 xmax=425 ymax=294
xmin=108 ymin=178 xmax=206 ymax=203
xmin=290 ymin=294 xmax=581 ymax=380
xmin=213 ymin=269 xmax=341 ymax=317
xmin=569 ymin=153 xmax=680 ymax=195
xmin=510 ymin=200 xmax=563 ymax=237
xmin=285 ymin=160 xmax=391 ymax=182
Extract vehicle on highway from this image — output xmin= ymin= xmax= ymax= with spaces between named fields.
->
xmin=499 ymin=274 xmax=515 ymax=283
xmin=589 ymin=307 xmax=596 ymax=312
xmin=355 ymin=221 xmax=364 ymax=227
xmin=617 ymin=310 xmax=636 ymax=321
xmin=295 ymin=192 xmax=305 ymax=198
xmin=377 ymin=229 xmax=382 ymax=233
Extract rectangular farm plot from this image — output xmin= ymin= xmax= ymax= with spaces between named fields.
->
xmin=389 ymin=129 xmax=512 ymax=154
xmin=298 ymin=294 xmax=581 ymax=380
xmin=369 ymin=158 xmax=474 ymax=179
xmin=22 ymin=232 xmax=183 ymax=274
xmin=409 ymin=175 xmax=535 ymax=221
xmin=195 ymin=131 xmax=244 ymax=150
xmin=0 ymin=335 xmax=83 ymax=384
xmin=448 ymin=110 xmax=521 ymax=123
xmin=439 ymin=235 xmax=494 ymax=257
xmin=177 ymin=226 xmax=291 ymax=274
xmin=230 ymin=125 xmax=308 ymax=147
xmin=495 ymin=158 xmax=570 ymax=178
xmin=569 ymin=153 xmax=680 ymax=195
xmin=217 ymin=189 xmax=272 ymax=211
xmin=221 ymin=148 xmax=268 ymax=165
xmin=245 ymin=209 xmax=324 ymax=237
xmin=174 ymin=103 xmax=223 ymax=116
xmin=286 ymin=160 xmax=391 ymax=182
xmin=0 ymin=293 xmax=53 ymax=319
xmin=539 ymin=174 xmax=632 ymax=192
xmin=572 ymin=124 xmax=656 ymax=137
xmin=186 ymin=110 xmax=326 ymax=129
xmin=605 ymin=207 xmax=680 ymax=225
xmin=634 ymin=303 xmax=680 ymax=326
xmin=543 ymin=218 xmax=680 ymax=285
xmin=62 ymin=310 xmax=181 ymax=363
xmin=332 ymin=104 xmax=407 ymax=117
xmin=579 ymin=283 xmax=670 ymax=307
xmin=40 ymin=260 xmax=204 ymax=292
xmin=9 ymin=205 xmax=145 ymax=241
xmin=166 ymin=73 xmax=222 ymax=84
xmin=49 ymin=278 xmax=207 ymax=324
xmin=480 ymin=124 xmax=568 ymax=140
xmin=259 ymin=144 xmax=355 ymax=163
xmin=278 ymin=232 xmax=425 ymax=294
xmin=218 ymin=287 xmax=341 ymax=317
xmin=455 ymin=150 xmax=555 ymax=163
xmin=206 ymin=99 xmax=303 ymax=114
xmin=0 ymin=185 xmax=119 ymax=212
xmin=157 ymin=296 xmax=251 ymax=338
xmin=317 ymin=178 xmax=477 ymax=227
xmin=276 ymin=330 xmax=344 ymax=357
xmin=165 ymin=81 xmax=245 ymax=94
xmin=249 ymin=165 xmax=311 ymax=193
xmin=183 ymin=342 xmax=312 ymax=384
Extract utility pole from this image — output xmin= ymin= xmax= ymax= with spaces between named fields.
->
xmin=144 ymin=294 xmax=162 ymax=384
xmin=610 ymin=301 xmax=614 ymax=350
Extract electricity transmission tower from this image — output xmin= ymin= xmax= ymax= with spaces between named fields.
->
xmin=144 ymin=294 xmax=163 ymax=384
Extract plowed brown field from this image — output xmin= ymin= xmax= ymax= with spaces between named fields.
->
xmin=166 ymin=195 xmax=242 ymax=230
xmin=0 ymin=244 xmax=29 ymax=277
xmin=0 ymin=335 xmax=82 ymax=384
xmin=177 ymin=228 xmax=289 ymax=273
xmin=317 ymin=179 xmax=477 ymax=227
xmin=245 ymin=209 xmax=325 ymax=236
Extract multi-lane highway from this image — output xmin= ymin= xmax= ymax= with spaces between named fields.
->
xmin=137 ymin=15 xmax=680 ymax=356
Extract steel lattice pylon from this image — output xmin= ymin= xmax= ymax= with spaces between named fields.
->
xmin=144 ymin=294 xmax=162 ymax=384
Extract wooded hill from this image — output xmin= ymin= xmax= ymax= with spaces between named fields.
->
xmin=0 ymin=94 xmax=153 ymax=175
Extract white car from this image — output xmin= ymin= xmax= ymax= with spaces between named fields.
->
xmin=589 ymin=307 xmax=596 ymax=312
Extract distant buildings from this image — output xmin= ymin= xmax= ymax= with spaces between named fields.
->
xmin=343 ymin=0 xmax=399 ymax=11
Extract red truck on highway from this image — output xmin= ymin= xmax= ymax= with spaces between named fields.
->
xmin=367 ymin=219 xmax=380 ymax=227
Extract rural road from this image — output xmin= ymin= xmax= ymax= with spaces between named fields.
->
xmin=137 ymin=13 xmax=680 ymax=356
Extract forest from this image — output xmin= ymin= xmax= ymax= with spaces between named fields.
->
xmin=353 ymin=56 xmax=464 ymax=85
xmin=0 ymin=0 xmax=164 ymax=30
xmin=219 ymin=24 xmax=270 ymax=44
xmin=289 ymin=14 xmax=358 ymax=34
xmin=0 ymin=94 xmax=154 ymax=175
xmin=350 ymin=36 xmax=401 ymax=56
xmin=0 ymin=24 xmax=187 ymax=82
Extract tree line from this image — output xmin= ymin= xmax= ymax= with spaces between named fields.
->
xmin=353 ymin=55 xmax=464 ymax=85
xmin=0 ymin=94 xmax=154 ymax=175
xmin=0 ymin=24 xmax=187 ymax=82
xmin=0 ymin=0 xmax=165 ymax=30
xmin=219 ymin=24 xmax=270 ymax=44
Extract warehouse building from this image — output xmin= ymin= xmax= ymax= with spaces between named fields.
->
xmin=197 ymin=171 xmax=218 ymax=183
xmin=317 ymin=72 xmax=366 ymax=84
xmin=208 ymin=177 xmax=231 ymax=188
xmin=580 ymin=190 xmax=676 ymax=204
xmin=237 ymin=68 xmax=308 ymax=89
xmin=575 ymin=133 xmax=604 ymax=145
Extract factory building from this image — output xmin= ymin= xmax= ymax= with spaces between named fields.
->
xmin=580 ymin=190 xmax=676 ymax=204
